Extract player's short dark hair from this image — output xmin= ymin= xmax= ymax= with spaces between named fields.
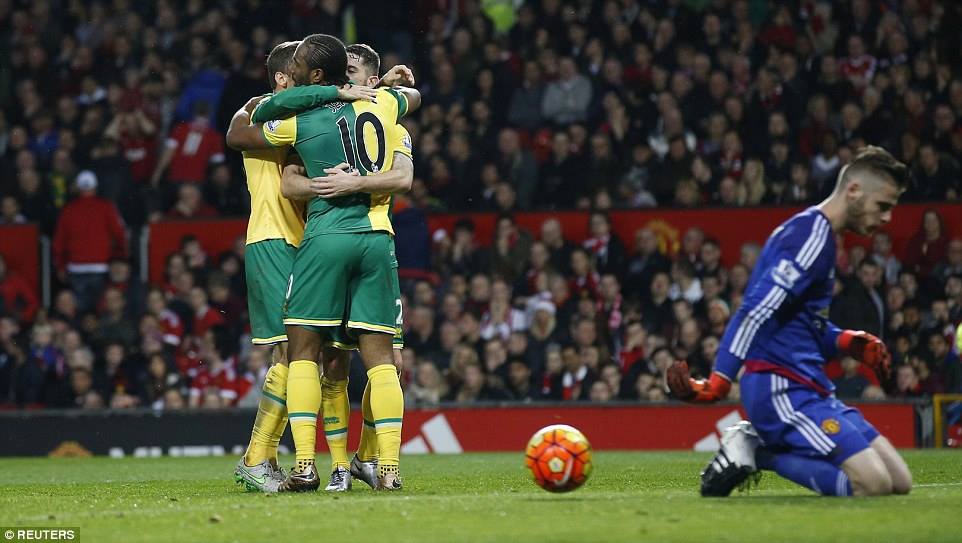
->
xmin=346 ymin=43 xmax=380 ymax=78
xmin=300 ymin=34 xmax=348 ymax=86
xmin=266 ymin=40 xmax=299 ymax=89
xmin=838 ymin=145 xmax=909 ymax=191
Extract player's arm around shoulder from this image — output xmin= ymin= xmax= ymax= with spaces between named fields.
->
xmin=251 ymin=85 xmax=335 ymax=123
xmin=251 ymin=85 xmax=377 ymax=123
xmin=226 ymin=95 xmax=280 ymax=151
xmin=376 ymin=65 xmax=421 ymax=116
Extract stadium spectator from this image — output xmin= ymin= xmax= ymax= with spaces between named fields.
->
xmin=831 ymin=259 xmax=886 ymax=338
xmin=407 ymin=360 xmax=447 ymax=406
xmin=495 ymin=129 xmax=538 ymax=209
xmin=52 ymin=171 xmax=127 ymax=313
xmin=150 ymin=102 xmax=225 ymax=187
xmin=583 ymin=212 xmax=625 ymax=277
xmin=911 ymin=144 xmax=961 ymax=201
xmin=0 ymin=195 xmax=27 ymax=225
xmin=832 ymin=356 xmax=872 ymax=400
xmin=1 ymin=0 xmax=961 ymax=413
xmin=933 ymin=240 xmax=962 ymax=285
xmin=188 ymin=286 xmax=225 ymax=340
xmin=166 ymin=183 xmax=219 ymax=220
xmin=905 ymin=209 xmax=949 ymax=279
xmin=927 ymin=331 xmax=962 ymax=393
xmin=541 ymin=57 xmax=592 ymax=126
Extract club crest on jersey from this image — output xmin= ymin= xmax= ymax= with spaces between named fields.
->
xmin=325 ymin=101 xmax=347 ymax=114
xmin=821 ymin=419 xmax=841 ymax=435
xmin=771 ymin=258 xmax=802 ymax=289
xmin=265 ymin=120 xmax=281 ymax=133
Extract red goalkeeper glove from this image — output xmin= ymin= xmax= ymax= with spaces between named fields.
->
xmin=837 ymin=330 xmax=891 ymax=380
xmin=666 ymin=361 xmax=731 ymax=403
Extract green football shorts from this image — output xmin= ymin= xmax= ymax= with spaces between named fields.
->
xmin=246 ymin=239 xmax=297 ymax=345
xmin=326 ymin=238 xmax=404 ymax=351
xmin=284 ymin=232 xmax=398 ymax=337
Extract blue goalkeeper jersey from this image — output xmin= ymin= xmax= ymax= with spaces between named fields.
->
xmin=715 ymin=207 xmax=843 ymax=393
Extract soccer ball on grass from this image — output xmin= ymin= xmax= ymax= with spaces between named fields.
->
xmin=524 ymin=424 xmax=593 ymax=492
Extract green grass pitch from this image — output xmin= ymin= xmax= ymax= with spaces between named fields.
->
xmin=0 ymin=451 xmax=960 ymax=542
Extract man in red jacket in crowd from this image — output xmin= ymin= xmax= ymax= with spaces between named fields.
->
xmin=0 ymin=254 xmax=38 ymax=322
xmin=52 ymin=170 xmax=127 ymax=313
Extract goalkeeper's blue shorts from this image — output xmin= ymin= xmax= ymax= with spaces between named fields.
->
xmin=741 ymin=372 xmax=879 ymax=467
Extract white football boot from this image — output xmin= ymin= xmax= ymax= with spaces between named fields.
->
xmin=234 ymin=458 xmax=282 ymax=493
xmin=700 ymin=421 xmax=761 ymax=497
xmin=324 ymin=466 xmax=352 ymax=492
xmin=350 ymin=455 xmax=379 ymax=489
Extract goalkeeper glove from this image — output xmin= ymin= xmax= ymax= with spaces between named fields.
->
xmin=666 ymin=361 xmax=731 ymax=403
xmin=837 ymin=330 xmax=891 ymax=380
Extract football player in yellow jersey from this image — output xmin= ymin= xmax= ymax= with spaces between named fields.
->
xmin=225 ymin=40 xmax=377 ymax=493
xmin=279 ymin=43 xmax=419 ymax=492
xmin=227 ymin=35 xmax=419 ymax=492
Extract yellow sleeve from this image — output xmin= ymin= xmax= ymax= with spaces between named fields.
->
xmin=261 ymin=116 xmax=297 ymax=147
xmin=389 ymin=125 xmax=413 ymax=160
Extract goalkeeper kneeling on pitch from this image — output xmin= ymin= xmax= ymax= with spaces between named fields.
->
xmin=667 ymin=146 xmax=913 ymax=498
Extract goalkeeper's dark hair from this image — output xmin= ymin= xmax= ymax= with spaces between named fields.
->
xmin=836 ymin=145 xmax=909 ymax=191
xmin=346 ymin=43 xmax=380 ymax=78
xmin=300 ymin=34 xmax=348 ymax=86
xmin=266 ymin=41 xmax=300 ymax=89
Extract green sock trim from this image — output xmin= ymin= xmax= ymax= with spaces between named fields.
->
xmin=288 ymin=412 xmax=318 ymax=419
xmin=324 ymin=428 xmax=348 ymax=436
xmin=374 ymin=417 xmax=403 ymax=424
xmin=362 ymin=419 xmax=375 ymax=428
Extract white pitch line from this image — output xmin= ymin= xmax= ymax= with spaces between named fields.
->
xmin=914 ymin=483 xmax=962 ymax=488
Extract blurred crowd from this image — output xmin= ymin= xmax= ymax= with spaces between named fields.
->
xmin=1 ymin=0 xmax=961 ymax=409
xmin=2 ymin=205 xmax=960 ymax=410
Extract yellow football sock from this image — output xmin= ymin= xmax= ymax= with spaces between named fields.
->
xmin=244 ymin=363 xmax=289 ymax=466
xmin=287 ymin=360 xmax=320 ymax=469
xmin=321 ymin=377 xmax=350 ymax=471
xmin=265 ymin=363 xmax=289 ymax=463
xmin=356 ymin=380 xmax=378 ymax=462
xmin=367 ymin=364 xmax=403 ymax=476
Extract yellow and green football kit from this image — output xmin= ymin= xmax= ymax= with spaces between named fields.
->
xmin=254 ymin=86 xmax=410 ymax=475
xmin=255 ymin=87 xmax=411 ymax=335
